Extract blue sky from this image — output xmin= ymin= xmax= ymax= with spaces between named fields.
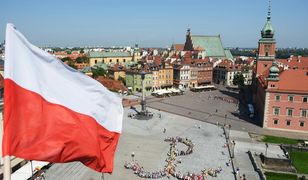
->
xmin=1 ymin=0 xmax=308 ymax=48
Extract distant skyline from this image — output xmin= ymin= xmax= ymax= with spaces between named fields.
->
xmin=1 ymin=0 xmax=308 ymax=48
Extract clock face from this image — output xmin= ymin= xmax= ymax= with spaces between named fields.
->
xmin=265 ymin=45 xmax=270 ymax=51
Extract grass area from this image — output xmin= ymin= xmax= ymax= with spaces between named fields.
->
xmin=289 ymin=150 xmax=308 ymax=174
xmin=261 ymin=135 xmax=299 ymax=144
xmin=265 ymin=172 xmax=297 ymax=180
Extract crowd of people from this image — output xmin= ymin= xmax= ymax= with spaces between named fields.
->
xmin=164 ymin=137 xmax=194 ymax=156
xmin=209 ymin=95 xmax=238 ymax=104
xmin=124 ymin=161 xmax=166 ymax=179
xmin=125 ymin=136 xmax=223 ymax=179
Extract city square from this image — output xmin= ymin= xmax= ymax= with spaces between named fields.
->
xmin=1 ymin=0 xmax=308 ymax=179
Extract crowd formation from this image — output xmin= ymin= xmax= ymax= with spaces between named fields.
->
xmin=208 ymin=95 xmax=238 ymax=104
xmin=124 ymin=162 xmax=166 ymax=179
xmin=124 ymin=136 xmax=223 ymax=179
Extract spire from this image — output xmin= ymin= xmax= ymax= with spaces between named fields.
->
xmin=186 ymin=25 xmax=191 ymax=36
xmin=267 ymin=0 xmax=271 ymax=21
xmin=261 ymin=0 xmax=275 ymax=38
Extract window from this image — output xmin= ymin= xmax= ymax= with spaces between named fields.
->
xmin=274 ymin=119 xmax=279 ymax=125
xmin=123 ymin=59 xmax=126 ymax=62
xmin=286 ymin=120 xmax=291 ymax=126
xmin=303 ymin=97 xmax=308 ymax=103
xmin=300 ymin=121 xmax=305 ymax=127
xmin=287 ymin=108 xmax=293 ymax=117
xmin=116 ymin=59 xmax=119 ymax=63
xmin=264 ymin=64 xmax=268 ymax=67
xmin=94 ymin=60 xmax=97 ymax=64
xmin=109 ymin=59 xmax=112 ymax=63
xmin=273 ymin=107 xmax=280 ymax=115
xmin=288 ymin=95 xmax=294 ymax=102
xmin=301 ymin=109 xmax=307 ymax=117
xmin=275 ymin=95 xmax=280 ymax=101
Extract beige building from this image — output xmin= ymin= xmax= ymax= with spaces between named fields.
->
xmin=158 ymin=63 xmax=173 ymax=88
xmin=88 ymin=51 xmax=134 ymax=66
xmin=108 ymin=64 xmax=126 ymax=81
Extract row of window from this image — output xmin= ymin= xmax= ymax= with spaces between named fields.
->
xmin=180 ymin=70 xmax=189 ymax=74
xmin=273 ymin=107 xmax=307 ymax=117
xmin=94 ymin=58 xmax=132 ymax=64
xmin=273 ymin=119 xmax=305 ymax=127
xmin=180 ymin=76 xmax=189 ymax=80
xmin=275 ymin=95 xmax=308 ymax=103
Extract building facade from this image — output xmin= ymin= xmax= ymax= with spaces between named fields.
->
xmin=125 ymin=70 xmax=153 ymax=94
xmin=89 ymin=51 xmax=133 ymax=66
xmin=254 ymin=4 xmax=308 ymax=133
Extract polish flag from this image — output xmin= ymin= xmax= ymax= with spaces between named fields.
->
xmin=2 ymin=24 xmax=123 ymax=173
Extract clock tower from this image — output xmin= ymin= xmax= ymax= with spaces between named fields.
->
xmin=256 ymin=0 xmax=276 ymax=77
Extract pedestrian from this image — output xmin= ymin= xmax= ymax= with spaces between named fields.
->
xmin=163 ymin=128 xmax=166 ymax=133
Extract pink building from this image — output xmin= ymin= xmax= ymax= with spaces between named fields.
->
xmin=256 ymin=69 xmax=308 ymax=132
xmin=254 ymin=5 xmax=308 ymax=133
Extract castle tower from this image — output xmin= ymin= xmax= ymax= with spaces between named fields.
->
xmin=256 ymin=0 xmax=276 ymax=77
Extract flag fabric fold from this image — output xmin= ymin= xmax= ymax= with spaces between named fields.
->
xmin=3 ymin=23 xmax=123 ymax=173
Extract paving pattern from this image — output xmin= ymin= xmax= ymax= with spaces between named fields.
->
xmin=44 ymin=108 xmax=235 ymax=180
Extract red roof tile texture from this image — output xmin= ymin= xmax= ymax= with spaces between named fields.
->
xmin=273 ymin=69 xmax=308 ymax=92
xmin=173 ymin=44 xmax=185 ymax=51
xmin=95 ymin=76 xmax=127 ymax=92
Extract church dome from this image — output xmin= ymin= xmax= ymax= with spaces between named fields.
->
xmin=261 ymin=1 xmax=275 ymax=38
xmin=261 ymin=19 xmax=275 ymax=38
xmin=269 ymin=65 xmax=279 ymax=73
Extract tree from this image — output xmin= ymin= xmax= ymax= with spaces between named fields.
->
xmin=75 ymin=56 xmax=89 ymax=63
xmin=61 ymin=57 xmax=73 ymax=62
xmin=233 ymin=73 xmax=245 ymax=87
xmin=67 ymin=60 xmax=76 ymax=69
xmin=92 ymin=67 xmax=107 ymax=78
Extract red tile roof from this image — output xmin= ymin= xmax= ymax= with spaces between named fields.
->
xmin=271 ymin=69 xmax=308 ymax=92
xmin=95 ymin=76 xmax=127 ymax=92
xmin=172 ymin=44 xmax=184 ymax=51
xmin=278 ymin=56 xmax=308 ymax=70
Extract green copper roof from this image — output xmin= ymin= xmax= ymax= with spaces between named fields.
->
xmin=224 ymin=49 xmax=233 ymax=59
xmin=262 ymin=0 xmax=275 ymax=38
xmin=191 ymin=35 xmax=226 ymax=57
xmin=93 ymin=62 xmax=108 ymax=70
xmin=262 ymin=20 xmax=275 ymax=36
xmin=269 ymin=65 xmax=279 ymax=73
xmin=89 ymin=51 xmax=131 ymax=58
xmin=80 ymin=66 xmax=92 ymax=73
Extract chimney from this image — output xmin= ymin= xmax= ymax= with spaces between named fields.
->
xmin=298 ymin=56 xmax=302 ymax=63
xmin=287 ymin=58 xmax=291 ymax=62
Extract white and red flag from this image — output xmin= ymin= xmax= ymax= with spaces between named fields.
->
xmin=2 ymin=24 xmax=123 ymax=173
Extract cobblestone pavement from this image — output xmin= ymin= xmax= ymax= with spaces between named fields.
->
xmin=229 ymin=130 xmax=287 ymax=180
xmin=147 ymin=89 xmax=308 ymax=140
xmin=44 ymin=108 xmax=235 ymax=180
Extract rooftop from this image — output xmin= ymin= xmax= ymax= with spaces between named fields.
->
xmin=89 ymin=51 xmax=131 ymax=58
xmin=190 ymin=35 xmax=226 ymax=57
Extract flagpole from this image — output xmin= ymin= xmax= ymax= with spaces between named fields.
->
xmin=3 ymin=156 xmax=11 ymax=180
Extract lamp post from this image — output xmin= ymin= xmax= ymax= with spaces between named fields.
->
xmin=140 ymin=71 xmax=146 ymax=113
xmin=265 ymin=143 xmax=269 ymax=157
xmin=231 ymin=141 xmax=236 ymax=158
xmin=131 ymin=152 xmax=135 ymax=162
